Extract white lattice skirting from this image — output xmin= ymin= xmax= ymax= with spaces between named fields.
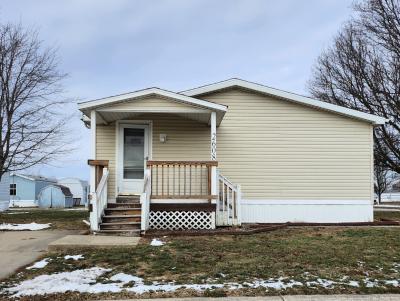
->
xmin=149 ymin=211 xmax=214 ymax=230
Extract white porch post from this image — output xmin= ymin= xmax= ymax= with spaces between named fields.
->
xmin=210 ymin=112 xmax=217 ymax=161
xmin=89 ymin=110 xmax=98 ymax=231
xmin=210 ymin=112 xmax=217 ymax=229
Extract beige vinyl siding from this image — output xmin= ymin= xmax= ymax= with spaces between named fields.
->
xmin=96 ymin=124 xmax=116 ymax=198
xmin=201 ymin=88 xmax=373 ymax=201
xmin=96 ymin=87 xmax=373 ymax=202
xmin=96 ymin=114 xmax=210 ymax=198
xmin=150 ymin=114 xmax=209 ymax=160
xmin=98 ymin=96 xmax=210 ymax=112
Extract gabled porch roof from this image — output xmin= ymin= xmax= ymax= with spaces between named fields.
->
xmin=78 ymin=87 xmax=227 ymax=125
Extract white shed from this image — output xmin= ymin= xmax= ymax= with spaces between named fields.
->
xmin=57 ymin=178 xmax=89 ymax=206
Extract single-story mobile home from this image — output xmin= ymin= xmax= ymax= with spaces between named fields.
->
xmin=9 ymin=173 xmax=57 ymax=207
xmin=78 ymin=78 xmax=386 ymax=235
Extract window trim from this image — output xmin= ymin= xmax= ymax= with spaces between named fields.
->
xmin=10 ymin=183 xmax=16 ymax=196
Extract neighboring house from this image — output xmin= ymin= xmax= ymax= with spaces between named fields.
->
xmin=381 ymin=181 xmax=400 ymax=202
xmin=38 ymin=184 xmax=73 ymax=208
xmin=57 ymin=178 xmax=89 ymax=206
xmin=0 ymin=172 xmax=10 ymax=211
xmin=78 ymin=78 xmax=386 ymax=234
xmin=9 ymin=173 xmax=57 ymax=207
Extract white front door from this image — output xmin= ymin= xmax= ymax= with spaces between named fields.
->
xmin=118 ymin=124 xmax=149 ymax=194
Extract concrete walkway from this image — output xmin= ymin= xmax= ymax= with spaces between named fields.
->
xmin=103 ymin=295 xmax=400 ymax=301
xmin=48 ymin=234 xmax=140 ymax=251
xmin=0 ymin=230 xmax=73 ymax=280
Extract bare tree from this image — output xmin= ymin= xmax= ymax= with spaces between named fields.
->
xmin=374 ymin=148 xmax=396 ymax=203
xmin=0 ymin=23 xmax=70 ymax=180
xmin=309 ymin=0 xmax=400 ymax=173
xmin=374 ymin=162 xmax=390 ymax=204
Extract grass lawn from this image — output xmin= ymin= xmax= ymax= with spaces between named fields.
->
xmin=1 ymin=226 xmax=400 ymax=300
xmin=374 ymin=210 xmax=400 ymax=221
xmin=0 ymin=209 xmax=89 ymax=230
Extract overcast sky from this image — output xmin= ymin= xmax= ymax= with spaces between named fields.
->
xmin=2 ymin=0 xmax=354 ymax=180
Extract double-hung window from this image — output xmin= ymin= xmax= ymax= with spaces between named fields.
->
xmin=10 ymin=184 xmax=16 ymax=196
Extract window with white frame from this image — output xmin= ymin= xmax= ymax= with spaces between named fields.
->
xmin=10 ymin=183 xmax=16 ymax=196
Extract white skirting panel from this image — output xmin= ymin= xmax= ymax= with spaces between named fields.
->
xmin=241 ymin=200 xmax=373 ymax=223
xmin=9 ymin=200 xmax=37 ymax=208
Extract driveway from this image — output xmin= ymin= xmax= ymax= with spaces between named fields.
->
xmin=0 ymin=230 xmax=73 ymax=279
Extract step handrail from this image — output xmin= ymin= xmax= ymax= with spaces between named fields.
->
xmin=140 ymin=168 xmax=151 ymax=231
xmin=217 ymin=173 xmax=241 ymax=226
xmin=90 ymin=167 xmax=109 ymax=231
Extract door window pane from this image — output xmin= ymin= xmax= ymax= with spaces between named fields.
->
xmin=123 ymin=128 xmax=145 ymax=179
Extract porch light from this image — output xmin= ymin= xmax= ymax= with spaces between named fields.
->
xmin=160 ymin=134 xmax=167 ymax=143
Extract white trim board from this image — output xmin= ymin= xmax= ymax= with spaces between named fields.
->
xmin=241 ymin=199 xmax=372 ymax=205
xmin=78 ymin=87 xmax=227 ymax=113
xmin=150 ymin=200 xmax=210 ymax=204
xmin=182 ymin=78 xmax=387 ymax=125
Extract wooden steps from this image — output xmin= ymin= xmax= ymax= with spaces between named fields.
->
xmin=102 ymin=215 xmax=141 ymax=223
xmin=97 ymin=195 xmax=142 ymax=236
xmin=97 ymin=229 xmax=141 ymax=236
xmin=107 ymin=202 xmax=141 ymax=208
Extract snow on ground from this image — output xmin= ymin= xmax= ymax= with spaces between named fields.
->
xmin=0 ymin=222 xmax=51 ymax=231
xmin=6 ymin=266 xmax=400 ymax=297
xmin=64 ymin=255 xmax=84 ymax=261
xmin=3 ymin=212 xmax=29 ymax=215
xmin=6 ymin=267 xmax=112 ymax=297
xmin=150 ymin=238 xmax=165 ymax=246
xmin=26 ymin=259 xmax=50 ymax=270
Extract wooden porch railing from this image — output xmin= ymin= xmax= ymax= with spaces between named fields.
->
xmin=146 ymin=161 xmax=218 ymax=200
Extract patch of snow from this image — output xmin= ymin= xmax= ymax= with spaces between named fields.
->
xmin=126 ymin=282 xmax=225 ymax=294
xmin=110 ymin=273 xmax=143 ymax=284
xmin=384 ymin=280 xmax=399 ymax=287
xmin=364 ymin=278 xmax=380 ymax=288
xmin=26 ymin=259 xmax=50 ymax=270
xmin=306 ymin=278 xmax=335 ymax=288
xmin=249 ymin=278 xmax=303 ymax=290
xmin=3 ymin=212 xmax=29 ymax=215
xmin=150 ymin=238 xmax=165 ymax=246
xmin=0 ymin=222 xmax=50 ymax=231
xmin=64 ymin=255 xmax=84 ymax=261
xmin=347 ymin=280 xmax=360 ymax=287
xmin=392 ymin=263 xmax=400 ymax=273
xmin=5 ymin=267 xmax=400 ymax=298
xmin=7 ymin=267 xmax=112 ymax=297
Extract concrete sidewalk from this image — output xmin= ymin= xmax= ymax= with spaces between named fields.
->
xmin=102 ymin=295 xmax=400 ymax=301
xmin=0 ymin=230 xmax=73 ymax=280
xmin=48 ymin=234 xmax=140 ymax=251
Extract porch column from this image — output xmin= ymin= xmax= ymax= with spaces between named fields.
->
xmin=89 ymin=110 xmax=98 ymax=231
xmin=210 ymin=112 xmax=217 ymax=209
xmin=210 ymin=111 xmax=217 ymax=160
xmin=90 ymin=110 xmax=97 ymax=194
